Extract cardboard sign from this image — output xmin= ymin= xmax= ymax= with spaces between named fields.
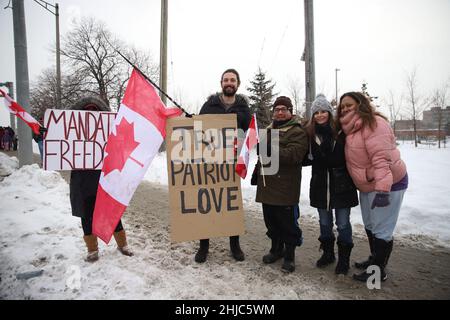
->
xmin=166 ymin=114 xmax=245 ymax=243
xmin=43 ymin=109 xmax=116 ymax=171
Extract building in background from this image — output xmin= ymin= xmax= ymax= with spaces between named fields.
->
xmin=395 ymin=106 xmax=450 ymax=143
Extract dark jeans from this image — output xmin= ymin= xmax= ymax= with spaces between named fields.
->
xmin=317 ymin=208 xmax=353 ymax=244
xmin=81 ymin=217 xmax=123 ymax=236
xmin=262 ymin=204 xmax=303 ymax=246
xmin=37 ymin=140 xmax=43 ymax=161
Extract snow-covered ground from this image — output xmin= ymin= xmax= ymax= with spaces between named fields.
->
xmin=0 ymin=152 xmax=336 ymax=299
xmin=0 ymin=141 xmax=449 ymax=299
xmin=145 ymin=142 xmax=450 ymax=247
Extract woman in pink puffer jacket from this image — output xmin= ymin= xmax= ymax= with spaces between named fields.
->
xmin=337 ymin=92 xmax=408 ymax=283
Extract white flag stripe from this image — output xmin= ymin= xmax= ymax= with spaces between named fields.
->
xmin=99 ymin=103 xmax=163 ymax=205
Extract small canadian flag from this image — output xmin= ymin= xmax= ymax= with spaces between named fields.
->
xmin=236 ymin=114 xmax=259 ymax=179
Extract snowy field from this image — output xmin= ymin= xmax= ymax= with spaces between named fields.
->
xmin=0 ymin=141 xmax=449 ymax=299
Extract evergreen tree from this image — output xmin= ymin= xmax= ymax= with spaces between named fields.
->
xmin=246 ymin=68 xmax=276 ymax=128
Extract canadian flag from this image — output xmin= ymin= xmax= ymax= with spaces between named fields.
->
xmin=92 ymin=69 xmax=182 ymax=243
xmin=0 ymin=88 xmax=41 ymax=135
xmin=236 ymin=114 xmax=259 ymax=178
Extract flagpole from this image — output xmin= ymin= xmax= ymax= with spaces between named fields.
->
xmin=101 ymin=33 xmax=192 ymax=117
xmin=258 ymin=154 xmax=266 ymax=187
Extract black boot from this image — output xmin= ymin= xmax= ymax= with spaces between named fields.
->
xmin=353 ymin=237 xmax=393 ymax=282
xmin=316 ymin=238 xmax=336 ymax=268
xmin=355 ymin=228 xmax=374 ymax=269
xmin=230 ymin=236 xmax=245 ymax=261
xmin=263 ymin=238 xmax=284 ymax=264
xmin=281 ymin=244 xmax=296 ymax=273
xmin=194 ymin=239 xmax=209 ymax=263
xmin=335 ymin=242 xmax=354 ymax=275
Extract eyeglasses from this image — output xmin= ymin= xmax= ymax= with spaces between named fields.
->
xmin=274 ymin=107 xmax=289 ymax=113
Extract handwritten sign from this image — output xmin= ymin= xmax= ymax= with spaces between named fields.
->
xmin=43 ymin=109 xmax=116 ymax=171
xmin=166 ymin=114 xmax=244 ymax=243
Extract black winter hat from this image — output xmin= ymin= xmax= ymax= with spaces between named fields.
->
xmin=70 ymin=95 xmax=111 ymax=112
xmin=273 ymin=96 xmax=294 ymax=112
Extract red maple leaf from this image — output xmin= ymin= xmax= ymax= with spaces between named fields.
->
xmin=102 ymin=117 xmax=142 ymax=176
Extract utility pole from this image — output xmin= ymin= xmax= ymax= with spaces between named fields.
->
xmin=303 ymin=0 xmax=316 ymax=119
xmin=335 ymin=68 xmax=340 ymax=106
xmin=12 ymin=0 xmax=33 ymax=166
xmin=159 ymin=0 xmax=168 ymax=106
xmin=33 ymin=0 xmax=61 ymax=109
xmin=55 ymin=3 xmax=61 ymax=109
xmin=0 ymin=82 xmax=16 ymax=132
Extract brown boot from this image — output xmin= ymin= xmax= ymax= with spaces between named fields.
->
xmin=83 ymin=235 xmax=99 ymax=262
xmin=113 ymin=230 xmax=134 ymax=256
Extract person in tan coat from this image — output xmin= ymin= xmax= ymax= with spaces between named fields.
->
xmin=255 ymin=96 xmax=308 ymax=273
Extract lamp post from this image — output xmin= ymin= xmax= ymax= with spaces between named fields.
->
xmin=335 ymin=68 xmax=340 ymax=105
xmin=33 ymin=0 xmax=61 ymax=109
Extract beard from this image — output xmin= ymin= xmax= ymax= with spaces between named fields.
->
xmin=222 ymin=85 xmax=237 ymax=97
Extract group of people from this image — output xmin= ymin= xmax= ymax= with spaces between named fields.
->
xmin=191 ymin=68 xmax=407 ymax=284
xmin=67 ymin=68 xmax=407 ymax=284
xmin=0 ymin=126 xmax=17 ymax=151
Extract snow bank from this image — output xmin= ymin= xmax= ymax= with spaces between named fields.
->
xmin=0 ymin=152 xmax=19 ymax=177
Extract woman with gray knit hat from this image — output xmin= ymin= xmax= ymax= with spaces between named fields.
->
xmin=303 ymin=94 xmax=358 ymax=275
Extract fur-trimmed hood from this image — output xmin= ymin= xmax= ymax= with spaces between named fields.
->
xmin=70 ymin=95 xmax=111 ymax=112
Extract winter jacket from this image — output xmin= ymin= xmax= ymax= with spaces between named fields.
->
xmin=199 ymin=94 xmax=251 ymax=132
xmin=340 ymin=111 xmax=407 ymax=193
xmin=69 ymin=96 xmax=110 ymax=218
xmin=255 ymin=116 xmax=308 ymax=206
xmin=303 ymin=130 xmax=358 ymax=209
xmin=70 ymin=170 xmax=101 ymax=218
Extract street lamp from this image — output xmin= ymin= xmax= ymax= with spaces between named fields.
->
xmin=335 ymin=68 xmax=340 ymax=106
xmin=33 ymin=0 xmax=61 ymax=109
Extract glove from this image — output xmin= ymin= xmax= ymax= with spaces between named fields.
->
xmin=371 ymin=192 xmax=390 ymax=209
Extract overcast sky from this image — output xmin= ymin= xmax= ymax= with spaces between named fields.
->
xmin=1 ymin=0 xmax=450 ymax=125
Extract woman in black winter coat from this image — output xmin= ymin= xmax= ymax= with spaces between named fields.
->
xmin=69 ymin=96 xmax=133 ymax=262
xmin=303 ymin=94 xmax=358 ymax=275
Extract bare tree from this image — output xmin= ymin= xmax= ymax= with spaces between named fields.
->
xmin=405 ymin=68 xmax=427 ymax=147
xmin=430 ymin=84 xmax=449 ymax=148
xmin=111 ymin=46 xmax=159 ymax=111
xmin=386 ymin=89 xmax=402 ymax=137
xmin=60 ymin=18 xmax=158 ymax=111
xmin=30 ymin=67 xmax=86 ymax=119
xmin=286 ymin=76 xmax=304 ymax=117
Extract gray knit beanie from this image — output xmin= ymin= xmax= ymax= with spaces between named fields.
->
xmin=311 ymin=93 xmax=333 ymax=118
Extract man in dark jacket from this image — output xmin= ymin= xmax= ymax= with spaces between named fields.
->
xmin=195 ymin=68 xmax=251 ymax=263
xmin=255 ymin=96 xmax=308 ymax=273
xmin=69 ymin=96 xmax=133 ymax=262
